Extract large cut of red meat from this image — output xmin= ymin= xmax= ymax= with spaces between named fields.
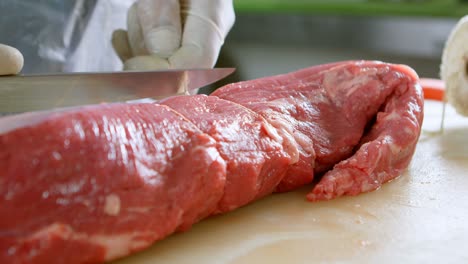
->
xmin=0 ymin=61 xmax=424 ymax=263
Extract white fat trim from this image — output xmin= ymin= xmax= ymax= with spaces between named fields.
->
xmin=104 ymin=194 xmax=121 ymax=216
xmin=25 ymin=223 xmax=153 ymax=261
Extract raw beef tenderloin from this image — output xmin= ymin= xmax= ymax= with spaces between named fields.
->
xmin=0 ymin=61 xmax=424 ymax=263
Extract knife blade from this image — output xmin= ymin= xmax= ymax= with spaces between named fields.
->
xmin=0 ymin=68 xmax=235 ymax=113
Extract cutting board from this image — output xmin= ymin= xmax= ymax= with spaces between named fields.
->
xmin=114 ymin=100 xmax=468 ymax=263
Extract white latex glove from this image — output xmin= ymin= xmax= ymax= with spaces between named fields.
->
xmin=112 ymin=0 xmax=235 ymax=70
xmin=0 ymin=44 xmax=24 ymax=75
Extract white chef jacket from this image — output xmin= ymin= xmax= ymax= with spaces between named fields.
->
xmin=0 ymin=0 xmax=134 ymax=74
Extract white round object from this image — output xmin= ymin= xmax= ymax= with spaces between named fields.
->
xmin=0 ymin=44 xmax=24 ymax=75
xmin=440 ymin=15 xmax=468 ymax=116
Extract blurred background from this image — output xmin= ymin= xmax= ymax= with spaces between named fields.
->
xmin=204 ymin=0 xmax=468 ymax=93
xmin=0 ymin=0 xmax=466 ymax=93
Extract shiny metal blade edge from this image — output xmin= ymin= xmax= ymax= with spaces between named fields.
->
xmin=0 ymin=68 xmax=235 ymax=113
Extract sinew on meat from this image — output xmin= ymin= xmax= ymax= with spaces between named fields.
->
xmin=0 ymin=61 xmax=424 ymax=263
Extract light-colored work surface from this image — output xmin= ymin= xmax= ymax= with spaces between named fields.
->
xmin=114 ymin=100 xmax=468 ymax=263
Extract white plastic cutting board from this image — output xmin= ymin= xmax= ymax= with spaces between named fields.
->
xmin=115 ymin=100 xmax=468 ymax=263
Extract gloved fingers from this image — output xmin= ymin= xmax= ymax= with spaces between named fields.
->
xmin=136 ymin=0 xmax=182 ymax=58
xmin=170 ymin=0 xmax=235 ymax=68
xmin=111 ymin=29 xmax=133 ymax=62
xmin=180 ymin=0 xmax=235 ymax=38
xmin=0 ymin=44 xmax=24 ymax=75
xmin=123 ymin=0 xmax=235 ymax=70
xmin=169 ymin=44 xmax=213 ymax=69
xmin=123 ymin=55 xmax=170 ymax=71
xmin=127 ymin=2 xmax=147 ymax=56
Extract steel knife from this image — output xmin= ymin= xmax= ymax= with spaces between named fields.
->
xmin=0 ymin=68 xmax=235 ymax=113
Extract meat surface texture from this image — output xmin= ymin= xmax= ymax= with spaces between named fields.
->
xmin=160 ymin=95 xmax=291 ymax=214
xmin=0 ymin=61 xmax=424 ymax=263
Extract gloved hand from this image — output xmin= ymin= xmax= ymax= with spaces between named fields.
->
xmin=112 ymin=0 xmax=235 ymax=70
xmin=0 ymin=44 xmax=24 ymax=75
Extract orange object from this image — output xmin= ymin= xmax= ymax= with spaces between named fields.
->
xmin=420 ymin=78 xmax=445 ymax=101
